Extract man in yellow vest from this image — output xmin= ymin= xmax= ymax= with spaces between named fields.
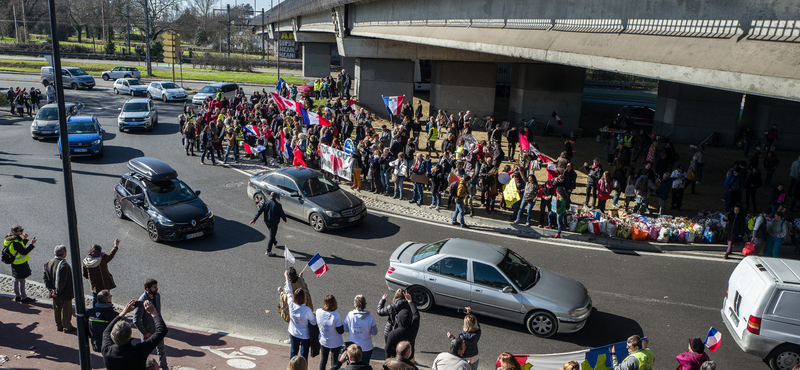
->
xmin=610 ymin=335 xmax=654 ymax=370
xmin=4 ymin=225 xmax=38 ymax=303
xmin=623 ymin=132 xmax=635 ymax=148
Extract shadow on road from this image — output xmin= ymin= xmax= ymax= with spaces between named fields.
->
xmin=118 ymin=122 xmax=180 ymax=137
xmin=328 ymin=214 xmax=401 ymax=239
xmin=169 ymin=216 xmax=265 ymax=252
xmin=550 ymin=308 xmax=644 ymax=347
xmin=0 ymin=161 xmax=120 ymax=179
xmin=91 ymin=145 xmax=145 ymax=165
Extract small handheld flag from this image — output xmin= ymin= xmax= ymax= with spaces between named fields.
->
xmin=284 ymin=247 xmax=295 ymax=264
xmin=382 ymin=95 xmax=404 ymax=116
xmin=704 ymin=327 xmax=722 ymax=352
xmin=552 ymin=111 xmax=563 ymax=126
xmin=307 ymin=253 xmax=329 ymax=278
xmin=276 ymin=78 xmax=286 ymax=92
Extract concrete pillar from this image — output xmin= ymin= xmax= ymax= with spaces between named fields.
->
xmin=429 ymin=61 xmax=497 ymax=119
xmin=301 ymin=42 xmax=331 ymax=78
xmin=654 ymin=81 xmax=742 ymax=145
xmin=354 ymin=58 xmax=414 ymax=117
xmin=740 ymin=95 xmax=800 ymax=151
xmin=509 ymin=63 xmax=585 ymax=135
xmin=340 ymin=57 xmax=356 ymax=98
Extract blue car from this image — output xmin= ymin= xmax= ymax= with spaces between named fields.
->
xmin=58 ymin=116 xmax=105 ymax=159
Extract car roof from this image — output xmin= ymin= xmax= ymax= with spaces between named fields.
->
xmin=271 ymin=166 xmax=320 ymax=181
xmin=125 ymin=98 xmax=151 ymax=104
xmin=67 ymin=116 xmax=95 ymax=123
xmin=127 ymin=157 xmax=178 ymax=182
xmin=40 ymin=103 xmax=76 ymax=109
xmin=205 ymin=82 xmax=236 ymax=87
xmin=439 ymin=238 xmax=508 ymax=265
xmin=759 ymin=258 xmax=800 ymax=284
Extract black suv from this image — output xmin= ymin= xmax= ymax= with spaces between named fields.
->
xmin=113 ymin=157 xmax=214 ymax=242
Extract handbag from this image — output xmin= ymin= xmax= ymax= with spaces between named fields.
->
xmin=410 ymin=173 xmax=428 ymax=184
xmin=743 ymin=241 xmax=756 ymax=256
xmin=625 ymin=184 xmax=636 ymax=197
xmin=391 ymin=173 xmax=399 ymax=183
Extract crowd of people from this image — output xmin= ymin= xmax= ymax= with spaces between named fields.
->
xmin=6 ymin=85 xmax=49 ymax=117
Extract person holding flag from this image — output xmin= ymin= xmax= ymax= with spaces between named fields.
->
xmin=675 ymin=338 xmax=710 ymax=370
xmin=249 ymin=192 xmax=287 ymax=257
xmin=279 ymin=268 xmax=317 ymax=360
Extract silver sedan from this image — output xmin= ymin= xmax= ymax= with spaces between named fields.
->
xmin=384 ymin=238 xmax=592 ymax=337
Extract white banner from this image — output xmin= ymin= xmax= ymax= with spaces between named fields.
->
xmin=319 ymin=144 xmax=353 ymax=181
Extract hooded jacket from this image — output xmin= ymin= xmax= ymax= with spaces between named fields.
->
xmin=675 ymin=351 xmax=709 ymax=370
xmin=385 ymin=301 xmax=420 ymax=359
xmin=377 ymin=298 xmax=410 ymax=341
xmin=82 ymin=246 xmax=119 ymax=293
xmin=344 ymin=309 xmax=378 ymax=351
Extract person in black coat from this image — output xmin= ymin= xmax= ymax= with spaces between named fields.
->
xmin=249 ymin=192 xmax=287 ymax=257
xmin=385 ymin=291 xmax=420 ymax=360
xmin=724 ymin=204 xmax=747 ymax=259
xmin=86 ymin=290 xmax=118 ymax=352
xmin=429 ymin=164 xmax=447 ymax=209
xmin=102 ymin=299 xmax=168 ymax=370
xmin=377 ymin=290 xmax=410 ymax=345
xmin=744 ymin=167 xmax=762 ymax=213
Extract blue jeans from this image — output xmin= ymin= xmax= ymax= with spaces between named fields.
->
xmin=201 ymin=147 xmax=216 ymax=164
xmin=223 ymin=144 xmax=239 ymax=162
xmin=361 ymin=349 xmax=373 ymax=364
xmin=411 ymin=183 xmax=424 ymax=203
xmin=431 ymin=191 xmax=441 ymax=206
xmin=290 ymin=335 xmax=310 ymax=360
xmin=515 ymin=199 xmax=535 ymax=223
xmin=548 ymin=211 xmax=565 ymax=234
xmin=394 ymin=176 xmax=405 ymax=198
xmin=764 ymin=236 xmax=783 ymax=257
xmin=453 ymin=201 xmax=466 ymax=226
xmin=381 ymin=172 xmax=391 ymax=194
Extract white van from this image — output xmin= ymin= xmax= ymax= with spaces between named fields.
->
xmin=721 ymin=256 xmax=800 ymax=370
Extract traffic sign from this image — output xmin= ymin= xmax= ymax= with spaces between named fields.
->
xmin=343 ymin=139 xmax=354 ymax=155
xmin=163 ymin=33 xmax=181 ymax=64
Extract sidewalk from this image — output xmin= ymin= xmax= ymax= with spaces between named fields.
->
xmin=0 ymin=275 xmax=339 ymax=370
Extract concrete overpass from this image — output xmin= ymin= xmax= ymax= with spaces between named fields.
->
xmin=257 ymin=0 xmax=800 ymax=147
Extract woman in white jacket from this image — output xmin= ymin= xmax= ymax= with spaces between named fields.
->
xmin=344 ymin=295 xmax=378 ymax=364
xmin=391 ymin=153 xmax=408 ymax=200
xmin=316 ymin=295 xmax=344 ymax=370
xmin=280 ymin=270 xmax=317 ymax=360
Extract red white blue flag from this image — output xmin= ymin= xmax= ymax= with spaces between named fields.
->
xmin=298 ymin=104 xmax=331 ymax=126
xmin=307 ymin=253 xmax=329 ymax=277
xmin=280 ymin=130 xmax=292 ymax=160
xmin=704 ymin=327 xmax=722 ymax=352
xmin=382 ymin=95 xmax=404 ymax=116
xmin=270 ymin=92 xmax=303 ymax=113
xmin=552 ymin=111 xmax=563 ymax=126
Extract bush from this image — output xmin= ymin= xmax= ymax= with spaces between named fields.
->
xmin=191 ymin=53 xmax=253 ymax=72
xmin=0 ymin=94 xmax=8 ymax=106
xmin=194 ymin=28 xmax=208 ymax=46
xmin=105 ymin=30 xmax=116 ymax=55
xmin=151 ymin=40 xmax=164 ymax=59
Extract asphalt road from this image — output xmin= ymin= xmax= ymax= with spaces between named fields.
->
xmin=0 ymin=75 xmax=766 ymax=369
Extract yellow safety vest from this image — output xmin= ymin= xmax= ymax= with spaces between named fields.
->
xmin=4 ymin=238 xmax=30 ymax=265
xmin=429 ymin=127 xmax=438 ymax=141
xmin=215 ymin=91 xmax=223 ymax=99
xmin=623 ymin=349 xmax=654 ymax=370
xmin=623 ymin=135 xmax=634 ymax=148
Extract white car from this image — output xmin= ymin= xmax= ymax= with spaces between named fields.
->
xmin=101 ymin=66 xmax=141 ymax=81
xmin=147 ymin=82 xmax=188 ymax=102
xmin=113 ymin=78 xmax=148 ymax=96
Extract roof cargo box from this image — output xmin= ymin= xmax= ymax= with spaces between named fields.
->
xmin=127 ymin=157 xmax=178 ymax=182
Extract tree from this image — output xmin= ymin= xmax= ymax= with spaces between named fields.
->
xmin=191 ymin=0 xmax=214 ymax=24
xmin=58 ymin=0 xmax=96 ymax=42
xmin=151 ymin=39 xmax=163 ymax=58
xmin=194 ymin=27 xmax=207 ymax=46
xmin=104 ymin=29 xmax=116 ymax=54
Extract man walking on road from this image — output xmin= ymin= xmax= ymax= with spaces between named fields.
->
xmin=43 ymin=245 xmax=76 ymax=332
xmin=103 ymin=299 xmax=168 ymax=370
xmin=82 ymin=238 xmax=120 ymax=308
xmin=250 ymin=192 xmax=287 ymax=257
xmin=4 ymin=225 xmax=37 ymax=303
xmin=134 ymin=279 xmax=168 ymax=370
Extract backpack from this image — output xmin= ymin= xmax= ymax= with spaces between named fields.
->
xmin=2 ymin=245 xmax=15 ymax=264
xmin=277 ymin=292 xmax=291 ymax=323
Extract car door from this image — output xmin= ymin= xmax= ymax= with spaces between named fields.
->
xmin=273 ymin=175 xmax=303 ymax=217
xmin=470 ymin=260 xmax=525 ymax=322
xmin=149 ymin=100 xmax=157 ymax=121
xmin=424 ymin=257 xmax=472 ymax=308
xmin=121 ymin=80 xmax=130 ymax=94
xmin=121 ymin=179 xmax=147 ymax=227
xmin=61 ymin=69 xmax=72 ymax=87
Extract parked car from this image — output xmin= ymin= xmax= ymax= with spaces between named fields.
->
xmin=147 ymin=81 xmax=188 ymax=102
xmin=721 ymin=256 xmax=800 ymax=370
xmin=117 ymin=98 xmax=158 ymax=132
xmin=192 ymin=82 xmax=238 ymax=105
xmin=30 ymin=102 xmax=83 ymax=140
xmin=113 ymin=78 xmax=148 ymax=96
xmin=613 ymin=105 xmax=654 ymax=128
xmin=57 ymin=115 xmax=105 ymax=158
xmin=385 ymin=238 xmax=592 ymax=337
xmin=246 ymin=167 xmax=366 ymax=232
xmin=297 ymin=80 xmax=316 ymax=96
xmin=101 ymin=66 xmax=141 ymax=81
xmin=41 ymin=66 xmax=95 ymax=90
xmin=113 ymin=157 xmax=214 ymax=242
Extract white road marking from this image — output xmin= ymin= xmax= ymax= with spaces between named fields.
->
xmin=591 ymin=290 xmax=719 ymax=311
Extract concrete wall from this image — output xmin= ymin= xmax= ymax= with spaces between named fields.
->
xmin=301 ymin=42 xmax=331 ymax=78
xmin=508 ymin=63 xmax=585 ymax=135
xmin=429 ymin=61 xmax=497 ymax=119
xmin=354 ymin=58 xmax=414 ymax=117
xmin=740 ymin=95 xmax=800 ymax=151
xmin=653 ymin=81 xmax=742 ymax=146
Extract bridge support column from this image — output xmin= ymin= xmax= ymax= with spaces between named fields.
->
xmin=354 ymin=58 xmax=414 ymax=117
xmin=509 ymin=64 xmax=585 ymax=135
xmin=654 ymin=81 xmax=742 ymax=145
xmin=301 ymin=42 xmax=331 ymax=78
xmin=740 ymin=95 xmax=800 ymax=151
xmin=430 ymin=61 xmax=497 ymax=119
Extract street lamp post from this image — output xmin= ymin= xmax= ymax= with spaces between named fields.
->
xmin=144 ymin=0 xmax=152 ymax=76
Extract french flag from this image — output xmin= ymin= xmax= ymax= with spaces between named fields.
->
xmin=307 ymin=253 xmax=329 ymax=277
xmin=243 ymin=125 xmax=258 ymax=137
xmin=280 ymin=130 xmax=292 ymax=160
xmin=382 ymin=95 xmax=404 ymax=116
xmin=704 ymin=327 xmax=722 ymax=352
xmin=552 ymin=111 xmax=563 ymax=126
xmin=276 ymin=78 xmax=286 ymax=92
xmin=298 ymin=104 xmax=331 ymax=126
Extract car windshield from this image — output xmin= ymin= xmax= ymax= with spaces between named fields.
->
xmin=143 ymin=179 xmax=197 ymax=206
xmin=68 ymin=68 xmax=88 ymax=76
xmin=67 ymin=121 xmax=97 ymax=134
xmin=498 ymin=250 xmax=539 ymax=290
xmin=411 ymin=239 xmax=447 ymax=263
xmin=123 ymin=102 xmax=149 ymax=112
xmin=128 ymin=79 xmax=143 ymax=85
xmin=298 ymin=176 xmax=339 ymax=197
xmin=161 ymin=82 xmax=179 ymax=89
xmin=199 ymin=86 xmax=217 ymax=93
xmin=36 ymin=107 xmax=59 ymax=120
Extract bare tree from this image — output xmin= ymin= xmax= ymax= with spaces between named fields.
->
xmin=191 ymin=0 xmax=214 ymax=24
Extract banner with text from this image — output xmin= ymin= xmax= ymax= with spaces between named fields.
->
xmin=495 ymin=340 xmax=632 ymax=370
xmin=320 ymin=144 xmax=353 ymax=181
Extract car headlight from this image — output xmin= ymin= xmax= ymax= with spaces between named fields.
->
xmin=325 ymin=210 xmax=341 ymax=218
xmin=569 ymin=307 xmax=590 ymax=317
xmin=205 ymin=206 xmax=213 ymax=219
xmin=361 ymin=203 xmax=367 ymax=211
xmin=91 ymin=139 xmax=101 ymax=145
xmin=149 ymin=212 xmax=174 ymax=227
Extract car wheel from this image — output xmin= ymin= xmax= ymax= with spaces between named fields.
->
xmin=147 ymin=92 xmax=152 ymax=99
xmin=114 ymin=88 xmax=119 ymax=95
xmin=309 ymin=212 xmax=327 ymax=232
xmin=162 ymin=94 xmax=168 ymax=103
xmin=118 ymin=127 xmax=124 ymax=132
xmin=42 ymin=80 xmax=49 ymax=86
xmin=71 ymin=82 xmax=78 ymax=90
xmin=253 ymin=192 xmax=266 ymax=208
xmin=114 ymin=199 xmax=126 ymax=219
xmin=769 ymin=344 xmax=800 ymax=370
xmin=147 ymin=221 xmax=160 ymax=242
xmin=131 ymin=90 xmax=135 ymax=96
xmin=124 ymin=74 xmax=131 ymax=78
xmin=406 ymin=286 xmax=434 ymax=311
xmin=87 ymin=86 xmax=93 ymax=90
xmin=526 ymin=311 xmax=558 ymax=337
xmin=102 ymin=74 xmax=109 ymax=81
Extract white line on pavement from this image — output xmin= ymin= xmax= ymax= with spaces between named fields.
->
xmin=591 ymin=290 xmax=719 ymax=311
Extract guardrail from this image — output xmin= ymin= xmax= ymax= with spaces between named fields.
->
xmin=0 ymin=49 xmax=164 ymax=63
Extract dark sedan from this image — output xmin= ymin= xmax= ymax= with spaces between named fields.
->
xmin=246 ymin=167 xmax=366 ymax=232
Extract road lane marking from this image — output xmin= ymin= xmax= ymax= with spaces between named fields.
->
xmin=591 ymin=290 xmax=719 ymax=311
